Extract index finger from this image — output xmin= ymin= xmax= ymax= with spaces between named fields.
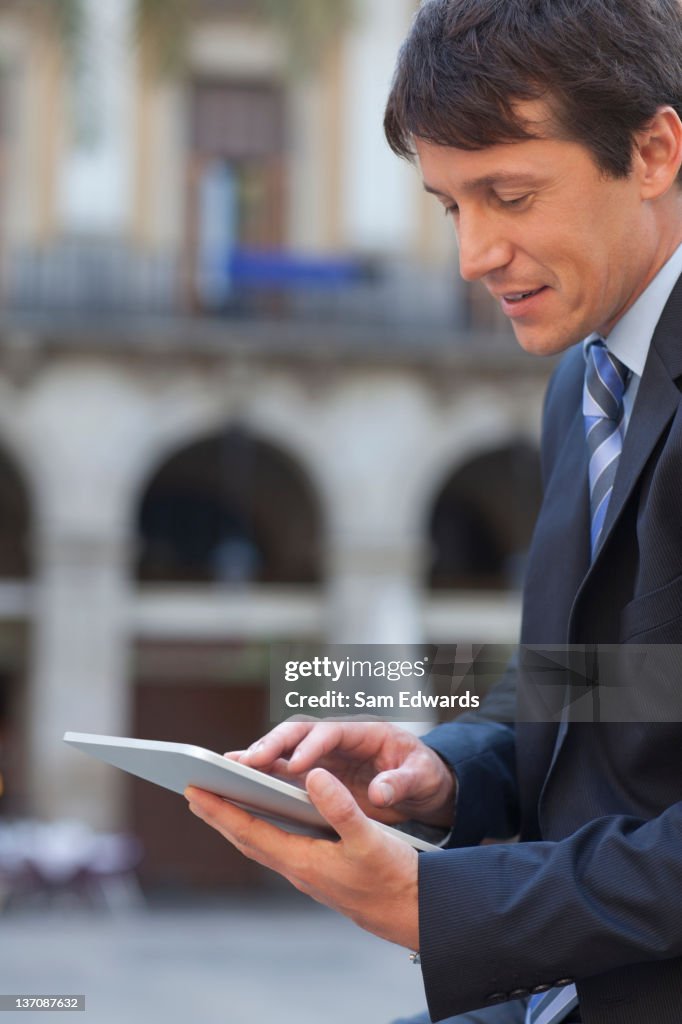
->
xmin=235 ymin=717 xmax=320 ymax=770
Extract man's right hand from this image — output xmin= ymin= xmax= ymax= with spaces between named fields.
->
xmin=228 ymin=719 xmax=457 ymax=829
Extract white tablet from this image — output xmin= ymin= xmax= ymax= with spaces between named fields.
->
xmin=63 ymin=732 xmax=439 ymax=852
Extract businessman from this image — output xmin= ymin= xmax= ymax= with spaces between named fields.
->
xmin=185 ymin=2 xmax=682 ymax=1021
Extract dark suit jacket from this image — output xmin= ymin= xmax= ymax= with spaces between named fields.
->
xmin=417 ymin=273 xmax=682 ymax=1023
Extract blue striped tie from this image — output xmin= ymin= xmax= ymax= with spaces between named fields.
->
xmin=525 ymin=984 xmax=579 ymax=1024
xmin=583 ymin=339 xmax=630 ymax=556
xmin=525 ymin=340 xmax=629 ymax=1024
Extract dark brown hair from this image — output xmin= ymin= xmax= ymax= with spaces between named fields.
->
xmin=384 ymin=0 xmax=682 ymax=179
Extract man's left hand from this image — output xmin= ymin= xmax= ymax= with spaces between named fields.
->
xmin=185 ymin=767 xmax=419 ymax=949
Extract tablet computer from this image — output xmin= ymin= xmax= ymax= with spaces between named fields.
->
xmin=63 ymin=732 xmax=439 ymax=852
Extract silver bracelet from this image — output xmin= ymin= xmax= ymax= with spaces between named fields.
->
xmin=409 ymin=952 xmax=421 ymax=965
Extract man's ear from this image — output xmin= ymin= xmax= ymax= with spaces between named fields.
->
xmin=634 ymin=106 xmax=682 ymax=200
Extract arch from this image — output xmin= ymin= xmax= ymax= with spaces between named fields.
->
xmin=393 ymin=382 xmax=545 ymax=543
xmin=428 ymin=440 xmax=542 ymax=591
xmin=136 ymin=426 xmax=323 ymax=585
xmin=0 ymin=442 xmax=32 ymax=578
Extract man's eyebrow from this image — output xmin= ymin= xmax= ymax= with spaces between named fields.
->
xmin=422 ymin=172 xmax=541 ymax=198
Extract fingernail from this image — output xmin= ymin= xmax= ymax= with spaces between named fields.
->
xmin=379 ymin=782 xmax=395 ymax=804
xmin=249 ymin=741 xmax=264 ymax=755
xmin=310 ymin=769 xmax=334 ymax=795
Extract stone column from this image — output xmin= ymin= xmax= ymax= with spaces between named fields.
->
xmin=326 ymin=532 xmax=427 ymax=645
xmin=25 ymin=524 xmax=133 ymax=829
xmin=325 ymin=532 xmax=433 ymax=735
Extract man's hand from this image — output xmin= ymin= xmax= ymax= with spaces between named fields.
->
xmin=229 ymin=719 xmax=456 ymax=829
xmin=185 ymin=767 xmax=419 ymax=949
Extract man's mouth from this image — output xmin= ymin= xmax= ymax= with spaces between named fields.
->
xmin=502 ymin=287 xmax=546 ymax=304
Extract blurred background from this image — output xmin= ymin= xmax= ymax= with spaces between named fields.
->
xmin=0 ymin=0 xmax=551 ymax=1018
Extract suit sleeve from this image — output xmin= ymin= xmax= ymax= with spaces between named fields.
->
xmin=420 ymin=655 xmax=520 ymax=846
xmin=418 ymin=801 xmax=682 ymax=1020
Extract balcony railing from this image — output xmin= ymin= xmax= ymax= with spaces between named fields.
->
xmin=1 ymin=239 xmax=521 ymax=357
xmin=5 ymin=241 xmax=179 ymax=317
xmin=4 ymin=239 xmax=466 ymax=321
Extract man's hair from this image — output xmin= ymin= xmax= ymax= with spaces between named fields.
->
xmin=384 ymin=0 xmax=682 ymax=180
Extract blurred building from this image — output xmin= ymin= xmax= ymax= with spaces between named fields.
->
xmin=0 ymin=0 xmax=550 ymax=886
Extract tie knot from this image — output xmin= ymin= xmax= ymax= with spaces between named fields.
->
xmin=583 ymin=339 xmax=629 ymax=423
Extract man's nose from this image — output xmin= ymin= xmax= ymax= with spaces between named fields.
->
xmin=456 ymin=212 xmax=513 ymax=283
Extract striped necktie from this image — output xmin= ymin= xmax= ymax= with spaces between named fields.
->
xmin=526 ymin=984 xmax=579 ymax=1024
xmin=583 ymin=339 xmax=630 ymax=556
xmin=526 ymin=341 xmax=630 ymax=1024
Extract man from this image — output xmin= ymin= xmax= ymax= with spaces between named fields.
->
xmin=185 ymin=1 xmax=682 ymax=1021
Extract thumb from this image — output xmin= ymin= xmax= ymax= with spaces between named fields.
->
xmin=306 ymin=768 xmax=374 ymax=849
xmin=368 ymin=767 xmax=417 ymax=808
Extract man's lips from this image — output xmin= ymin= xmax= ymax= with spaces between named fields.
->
xmin=492 ymin=286 xmax=548 ymax=302
xmin=497 ymin=286 xmax=550 ymax=316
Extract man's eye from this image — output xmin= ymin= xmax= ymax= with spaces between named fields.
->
xmin=498 ymin=194 xmax=530 ymax=208
xmin=443 ymin=204 xmax=459 ymax=217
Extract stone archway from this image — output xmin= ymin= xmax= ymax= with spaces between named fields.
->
xmin=428 ymin=441 xmax=542 ymax=592
xmin=136 ymin=426 xmax=323 ymax=586
xmin=0 ymin=444 xmax=32 ymax=579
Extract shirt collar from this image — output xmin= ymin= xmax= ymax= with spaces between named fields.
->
xmin=583 ymin=241 xmax=682 ymax=378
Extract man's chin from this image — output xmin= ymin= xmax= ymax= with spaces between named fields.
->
xmin=511 ymin=324 xmax=580 ymax=357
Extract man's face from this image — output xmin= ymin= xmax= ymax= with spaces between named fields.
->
xmin=416 ymin=106 xmax=660 ymax=355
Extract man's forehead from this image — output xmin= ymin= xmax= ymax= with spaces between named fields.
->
xmin=415 ymin=135 xmax=557 ymax=196
xmin=415 ymin=97 xmax=566 ymax=194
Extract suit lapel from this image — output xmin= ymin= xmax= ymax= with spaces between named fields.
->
xmin=590 ymin=351 xmax=679 ymax=564
xmin=543 ymin=272 xmax=682 ymax=785
xmin=579 ymin=271 xmax=682 ymax=574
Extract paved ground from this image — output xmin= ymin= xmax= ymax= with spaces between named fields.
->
xmin=0 ymin=888 xmax=427 ymax=1024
